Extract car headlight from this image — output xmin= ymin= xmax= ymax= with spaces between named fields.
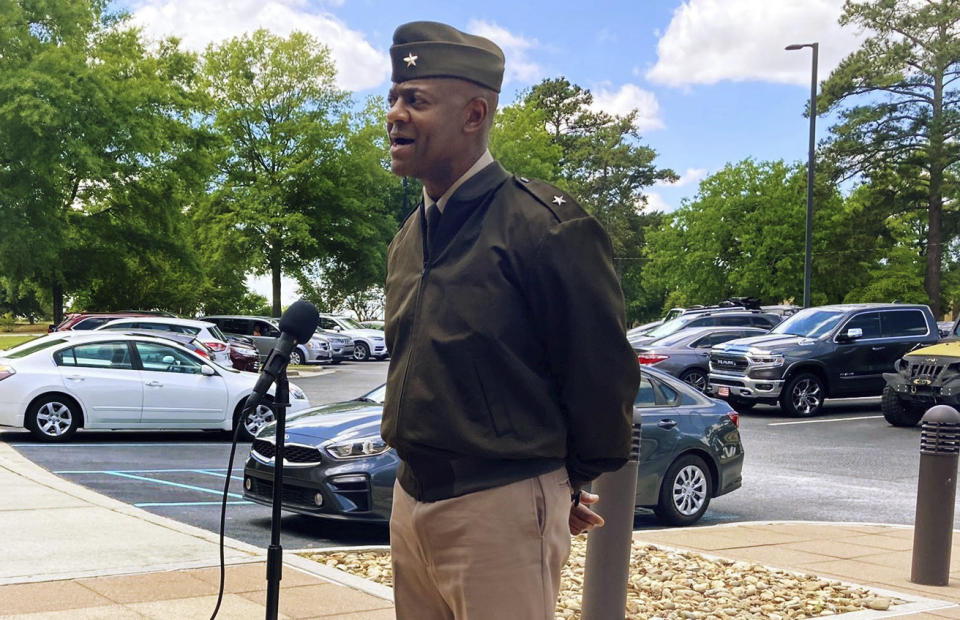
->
xmin=746 ymin=352 xmax=784 ymax=366
xmin=325 ymin=435 xmax=390 ymax=460
xmin=306 ymin=340 xmax=318 ymax=349
xmin=372 ymin=336 xmax=384 ymax=341
xmin=291 ymin=386 xmax=307 ymax=400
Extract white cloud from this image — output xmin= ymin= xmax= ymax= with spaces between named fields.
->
xmin=466 ymin=19 xmax=542 ymax=84
xmin=129 ymin=0 xmax=388 ymax=91
xmin=589 ymin=84 xmax=664 ymax=131
xmin=657 ymin=167 xmax=707 ymax=188
xmin=647 ymin=0 xmax=866 ymax=87
xmin=641 ymin=192 xmax=676 ymax=213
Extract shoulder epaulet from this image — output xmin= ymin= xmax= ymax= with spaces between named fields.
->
xmin=512 ymin=176 xmax=587 ymax=222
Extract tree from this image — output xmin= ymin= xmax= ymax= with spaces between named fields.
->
xmin=201 ymin=29 xmax=348 ymax=316
xmin=820 ymin=0 xmax=960 ymax=317
xmin=643 ymin=160 xmax=848 ymax=308
xmin=0 ymin=1 xmax=212 ymax=321
xmin=489 ymin=97 xmax=562 ymax=182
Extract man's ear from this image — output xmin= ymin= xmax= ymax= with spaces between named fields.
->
xmin=463 ymin=97 xmax=489 ymax=134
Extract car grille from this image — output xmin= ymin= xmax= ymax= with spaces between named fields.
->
xmin=251 ymin=439 xmax=323 ymax=465
xmin=909 ymin=362 xmax=945 ymax=381
xmin=710 ymin=354 xmax=748 ymax=375
xmin=247 ymin=478 xmax=317 ymax=506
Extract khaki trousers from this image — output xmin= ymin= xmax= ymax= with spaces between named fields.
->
xmin=390 ymin=467 xmax=572 ymax=620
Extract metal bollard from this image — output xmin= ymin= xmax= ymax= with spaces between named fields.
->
xmin=581 ymin=424 xmax=642 ymax=620
xmin=911 ymin=405 xmax=960 ymax=586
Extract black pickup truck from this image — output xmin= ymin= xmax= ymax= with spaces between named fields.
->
xmin=706 ymin=304 xmax=939 ymax=416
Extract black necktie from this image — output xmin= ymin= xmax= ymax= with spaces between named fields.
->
xmin=425 ymin=203 xmax=441 ymax=236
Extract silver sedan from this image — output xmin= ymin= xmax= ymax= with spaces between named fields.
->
xmin=635 ymin=326 xmax=768 ymax=392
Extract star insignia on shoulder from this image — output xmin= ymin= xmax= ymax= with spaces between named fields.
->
xmin=403 ymin=53 xmax=418 ymax=67
xmin=552 ymin=195 xmax=566 ymax=206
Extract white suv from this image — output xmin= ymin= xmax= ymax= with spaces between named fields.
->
xmin=317 ymin=314 xmax=388 ymax=361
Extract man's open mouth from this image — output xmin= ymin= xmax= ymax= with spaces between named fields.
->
xmin=391 ymin=137 xmax=415 ymax=146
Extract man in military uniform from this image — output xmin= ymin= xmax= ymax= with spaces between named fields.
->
xmin=381 ymin=21 xmax=641 ymax=620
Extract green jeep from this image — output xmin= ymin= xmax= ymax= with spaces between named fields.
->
xmin=881 ymin=342 xmax=960 ymax=427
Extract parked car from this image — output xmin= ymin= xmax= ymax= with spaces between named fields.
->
xmin=318 ymin=329 xmax=355 ymax=364
xmin=50 ymin=312 xmax=155 ymax=333
xmin=708 ymin=303 xmax=939 ymax=416
xmin=201 ymin=315 xmax=331 ymax=365
xmin=360 ymin=320 xmax=384 ymax=330
xmin=630 ymin=310 xmax=780 ymax=348
xmin=317 ymin=314 xmax=388 ymax=361
xmin=242 ymin=366 xmax=743 ymax=527
xmin=226 ymin=336 xmax=259 ymax=372
xmin=880 ymin=340 xmax=960 ymax=427
xmin=97 ymin=317 xmax=234 ymax=368
xmin=938 ymin=320 xmax=953 ymax=338
xmin=0 ymin=332 xmax=311 ymax=442
xmin=626 ymin=319 xmax=663 ymax=340
xmin=635 ymin=326 xmax=769 ymax=392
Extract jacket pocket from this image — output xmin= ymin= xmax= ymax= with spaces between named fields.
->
xmin=472 ymin=358 xmax=514 ymax=437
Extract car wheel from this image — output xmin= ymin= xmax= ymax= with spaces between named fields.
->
xmin=781 ymin=372 xmax=825 ymax=417
xmin=236 ymin=397 xmax=275 ymax=442
xmin=654 ymin=454 xmax=712 ymax=526
xmin=26 ymin=394 xmax=81 ymax=442
xmin=881 ymin=386 xmax=925 ymax=427
xmin=289 ymin=349 xmax=304 ymax=366
xmin=353 ymin=342 xmax=370 ymax=361
xmin=679 ymin=369 xmax=708 ymax=392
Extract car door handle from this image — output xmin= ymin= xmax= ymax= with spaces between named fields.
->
xmin=66 ymin=375 xmax=84 ymax=382
xmin=658 ymin=419 xmax=678 ymax=429
xmin=145 ymin=380 xmax=163 ymax=387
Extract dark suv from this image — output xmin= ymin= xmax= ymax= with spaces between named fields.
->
xmin=707 ymin=304 xmax=938 ymax=416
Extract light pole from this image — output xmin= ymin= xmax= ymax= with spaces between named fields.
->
xmin=785 ymin=42 xmax=818 ymax=308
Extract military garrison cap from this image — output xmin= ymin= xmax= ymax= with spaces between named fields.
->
xmin=390 ymin=21 xmax=505 ymax=92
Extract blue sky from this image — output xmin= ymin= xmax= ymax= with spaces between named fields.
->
xmin=121 ymin=0 xmax=866 ymax=303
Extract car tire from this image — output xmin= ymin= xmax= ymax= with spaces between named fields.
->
xmin=781 ymin=372 xmax=825 ymax=417
xmin=289 ymin=349 xmax=304 ymax=366
xmin=236 ymin=396 xmax=275 ymax=442
xmin=881 ymin=386 xmax=925 ymax=427
xmin=679 ymin=368 xmax=708 ymax=392
xmin=26 ymin=394 xmax=81 ymax=442
xmin=353 ymin=342 xmax=370 ymax=362
xmin=654 ymin=454 xmax=712 ymax=526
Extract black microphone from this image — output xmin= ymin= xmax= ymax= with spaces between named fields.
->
xmin=244 ymin=300 xmax=320 ymax=413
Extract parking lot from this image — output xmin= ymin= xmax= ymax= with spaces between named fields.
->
xmin=0 ymin=360 xmax=948 ymax=553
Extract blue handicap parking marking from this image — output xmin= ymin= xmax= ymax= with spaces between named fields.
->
xmin=54 ymin=468 xmax=252 ymax=507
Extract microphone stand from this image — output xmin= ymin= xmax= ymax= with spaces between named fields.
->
xmin=265 ymin=366 xmax=289 ymax=620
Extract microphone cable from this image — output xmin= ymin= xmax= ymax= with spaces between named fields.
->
xmin=210 ymin=403 xmax=247 ymax=620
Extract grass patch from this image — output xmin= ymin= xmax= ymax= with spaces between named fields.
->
xmin=0 ymin=323 xmax=50 ymax=333
xmin=0 ymin=334 xmax=38 ymax=351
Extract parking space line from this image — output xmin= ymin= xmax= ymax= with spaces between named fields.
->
xmin=191 ymin=469 xmax=243 ymax=481
xmin=135 ymin=501 xmax=253 ymax=507
xmin=101 ymin=471 xmax=244 ymax=499
xmin=768 ymin=415 xmax=883 ymax=426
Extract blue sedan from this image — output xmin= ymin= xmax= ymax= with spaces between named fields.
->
xmin=242 ymin=366 xmax=743 ymax=527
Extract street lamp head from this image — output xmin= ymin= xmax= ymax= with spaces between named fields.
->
xmin=785 ymin=43 xmax=808 ymax=50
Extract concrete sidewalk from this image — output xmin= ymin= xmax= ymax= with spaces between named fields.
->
xmin=3 ymin=437 xmax=960 ymax=618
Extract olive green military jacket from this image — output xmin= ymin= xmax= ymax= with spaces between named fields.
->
xmin=382 ymin=161 xmax=641 ymax=501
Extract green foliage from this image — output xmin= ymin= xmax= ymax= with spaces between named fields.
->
xmin=820 ymin=0 xmax=960 ymax=315
xmin=489 ymin=98 xmax=562 ymax=182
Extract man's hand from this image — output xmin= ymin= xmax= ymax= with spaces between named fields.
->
xmin=569 ymin=490 xmax=604 ymax=535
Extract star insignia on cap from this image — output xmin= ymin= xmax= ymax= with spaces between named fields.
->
xmin=403 ymin=53 xmax=418 ymax=67
xmin=552 ymin=195 xmax=566 ymax=206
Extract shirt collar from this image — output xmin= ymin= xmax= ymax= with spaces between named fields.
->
xmin=423 ymin=150 xmax=494 ymax=213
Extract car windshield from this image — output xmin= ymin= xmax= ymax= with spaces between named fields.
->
xmin=356 ymin=384 xmax=387 ymax=404
xmin=771 ymin=308 xmax=845 ymax=338
xmin=644 ymin=317 xmax=692 ymax=339
xmin=208 ymin=325 xmax=228 ymax=341
xmin=3 ymin=338 xmax=68 ymax=358
xmin=647 ymin=329 xmax=701 ymax=347
xmin=337 ymin=317 xmax=363 ymax=330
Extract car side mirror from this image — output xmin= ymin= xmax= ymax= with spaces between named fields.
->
xmin=839 ymin=327 xmax=863 ymax=342
xmin=201 ymin=365 xmax=216 ymax=376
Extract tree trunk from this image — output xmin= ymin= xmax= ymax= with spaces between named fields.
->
xmin=271 ymin=254 xmax=282 ymax=318
xmin=925 ymin=74 xmax=945 ymax=319
xmin=52 ymin=282 xmax=64 ymax=326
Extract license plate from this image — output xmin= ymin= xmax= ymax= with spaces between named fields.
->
xmin=718 ymin=386 xmax=729 ymax=397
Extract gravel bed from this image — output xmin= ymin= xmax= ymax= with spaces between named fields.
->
xmin=300 ymin=537 xmax=903 ymax=619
